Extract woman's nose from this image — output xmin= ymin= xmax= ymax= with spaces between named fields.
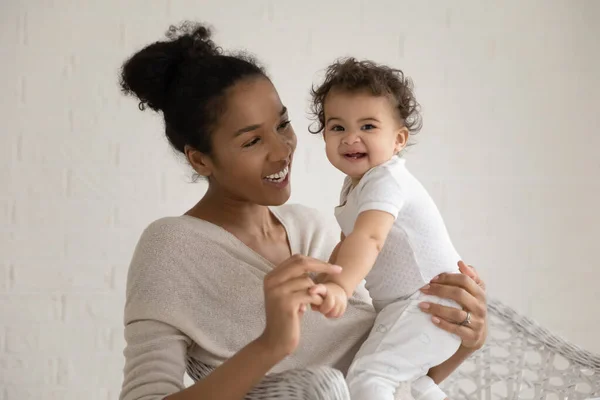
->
xmin=269 ymin=135 xmax=292 ymax=161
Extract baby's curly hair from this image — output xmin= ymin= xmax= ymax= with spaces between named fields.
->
xmin=309 ymin=58 xmax=422 ymax=136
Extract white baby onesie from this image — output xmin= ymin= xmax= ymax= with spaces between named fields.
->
xmin=335 ymin=155 xmax=462 ymax=400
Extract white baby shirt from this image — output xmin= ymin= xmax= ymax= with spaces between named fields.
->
xmin=334 ymin=156 xmax=461 ymax=304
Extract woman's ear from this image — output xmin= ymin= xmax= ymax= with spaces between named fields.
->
xmin=185 ymin=145 xmax=213 ymax=178
xmin=394 ymin=127 xmax=409 ymax=153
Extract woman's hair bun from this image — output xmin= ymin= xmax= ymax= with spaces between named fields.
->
xmin=119 ymin=21 xmax=221 ymax=112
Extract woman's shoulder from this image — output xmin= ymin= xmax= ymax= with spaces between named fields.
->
xmin=126 ymin=216 xmax=221 ymax=285
xmin=139 ymin=214 xmax=200 ymax=238
xmin=272 ymin=203 xmax=337 ymax=235
xmin=272 ymin=203 xmax=324 ymax=219
xmin=128 ymin=216 xmax=188 ymax=263
xmin=272 ymin=203 xmax=340 ymax=259
xmin=140 ymin=206 xmax=330 ymax=240
xmin=135 ymin=214 xmax=227 ymax=251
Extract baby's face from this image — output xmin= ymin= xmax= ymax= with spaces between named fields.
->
xmin=323 ymin=89 xmax=408 ymax=182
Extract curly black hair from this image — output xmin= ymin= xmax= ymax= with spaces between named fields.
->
xmin=309 ymin=57 xmax=422 ymax=137
xmin=119 ymin=21 xmax=266 ymax=156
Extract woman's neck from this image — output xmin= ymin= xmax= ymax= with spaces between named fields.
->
xmin=186 ymin=188 xmax=278 ymax=239
xmin=187 ymin=185 xmax=292 ymax=265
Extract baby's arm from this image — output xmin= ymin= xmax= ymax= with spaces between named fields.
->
xmin=323 ymin=210 xmax=395 ymax=297
xmin=312 ymin=233 xmax=346 ymax=317
xmin=314 ymin=168 xmax=402 ymax=317
xmin=315 ymin=232 xmax=345 ymax=284
xmin=313 ymin=212 xmax=394 ymax=318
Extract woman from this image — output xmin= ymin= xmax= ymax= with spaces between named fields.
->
xmin=117 ymin=22 xmax=487 ymax=400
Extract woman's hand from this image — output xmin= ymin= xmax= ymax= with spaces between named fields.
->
xmin=257 ymin=254 xmax=342 ymax=360
xmin=418 ymin=261 xmax=487 ymax=350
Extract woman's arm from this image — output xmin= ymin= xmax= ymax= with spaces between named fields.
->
xmin=165 ymin=338 xmax=282 ymax=400
xmin=172 ymin=256 xmax=341 ymax=400
xmin=120 ymin=319 xmax=283 ymax=400
xmin=120 ymin=255 xmax=341 ymax=400
xmin=418 ymin=261 xmax=488 ymax=384
xmin=427 ymin=344 xmax=477 ymax=384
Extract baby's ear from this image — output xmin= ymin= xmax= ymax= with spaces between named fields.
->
xmin=395 ymin=127 xmax=409 ymax=152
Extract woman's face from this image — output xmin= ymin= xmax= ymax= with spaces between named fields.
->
xmin=196 ymin=76 xmax=297 ymax=206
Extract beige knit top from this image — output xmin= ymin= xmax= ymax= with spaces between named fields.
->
xmin=118 ymin=204 xmax=378 ymax=400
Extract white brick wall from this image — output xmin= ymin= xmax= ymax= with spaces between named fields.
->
xmin=2 ymin=0 xmax=599 ymax=398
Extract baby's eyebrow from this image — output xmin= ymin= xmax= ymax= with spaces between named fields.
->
xmin=358 ymin=117 xmax=381 ymax=123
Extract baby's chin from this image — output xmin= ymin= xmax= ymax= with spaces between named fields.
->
xmin=334 ymin=159 xmax=371 ymax=177
xmin=337 ymin=167 xmax=370 ymax=183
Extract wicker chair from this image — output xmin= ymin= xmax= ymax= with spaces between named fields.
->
xmin=440 ymin=299 xmax=600 ymax=400
xmin=186 ymin=299 xmax=600 ymax=399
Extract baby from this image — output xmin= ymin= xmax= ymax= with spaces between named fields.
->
xmin=309 ymin=58 xmax=464 ymax=400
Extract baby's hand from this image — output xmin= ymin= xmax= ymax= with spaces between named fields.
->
xmin=310 ymin=282 xmax=348 ymax=319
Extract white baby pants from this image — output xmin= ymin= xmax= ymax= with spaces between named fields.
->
xmin=346 ymin=292 xmax=462 ymax=400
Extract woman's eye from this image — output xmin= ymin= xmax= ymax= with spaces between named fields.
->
xmin=243 ymin=137 xmax=260 ymax=148
xmin=278 ymin=120 xmax=291 ymax=130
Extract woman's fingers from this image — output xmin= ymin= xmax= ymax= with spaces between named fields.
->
xmin=309 ymin=284 xmax=327 ymax=297
xmin=421 ymin=283 xmax=482 ymax=316
xmin=298 ymin=293 xmax=325 ymax=314
xmin=277 ymin=278 xmax=328 ymax=312
xmin=265 ymin=255 xmax=342 ymax=288
xmin=272 ymin=276 xmax=317 ymax=295
xmin=457 ymin=260 xmax=476 ymax=279
xmin=457 ymin=260 xmax=485 ymax=289
xmin=308 ymin=284 xmax=327 ymax=311
xmin=422 ymin=261 xmax=488 ymax=350
xmin=286 ymin=291 xmax=324 ymax=314
xmin=430 ymin=315 xmax=478 ymax=342
xmin=419 ymin=302 xmax=481 ymax=329
xmin=429 ymin=272 xmax=485 ymax=300
xmin=309 ymin=284 xmax=327 ymax=311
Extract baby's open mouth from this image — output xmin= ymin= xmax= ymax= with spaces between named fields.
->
xmin=344 ymin=152 xmax=367 ymax=160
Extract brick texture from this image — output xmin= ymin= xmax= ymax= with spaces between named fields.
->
xmin=1 ymin=0 xmax=599 ymax=399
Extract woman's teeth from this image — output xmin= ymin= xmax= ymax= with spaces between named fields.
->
xmin=265 ymin=166 xmax=289 ymax=182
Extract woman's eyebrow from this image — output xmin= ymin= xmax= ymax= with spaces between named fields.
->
xmin=234 ymin=106 xmax=288 ymax=136
xmin=234 ymin=124 xmax=261 ymax=136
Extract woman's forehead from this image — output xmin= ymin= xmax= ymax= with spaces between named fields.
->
xmin=222 ymin=77 xmax=284 ymax=123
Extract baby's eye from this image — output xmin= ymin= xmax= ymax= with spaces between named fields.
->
xmin=361 ymin=124 xmax=376 ymax=130
xmin=330 ymin=125 xmax=344 ymax=132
